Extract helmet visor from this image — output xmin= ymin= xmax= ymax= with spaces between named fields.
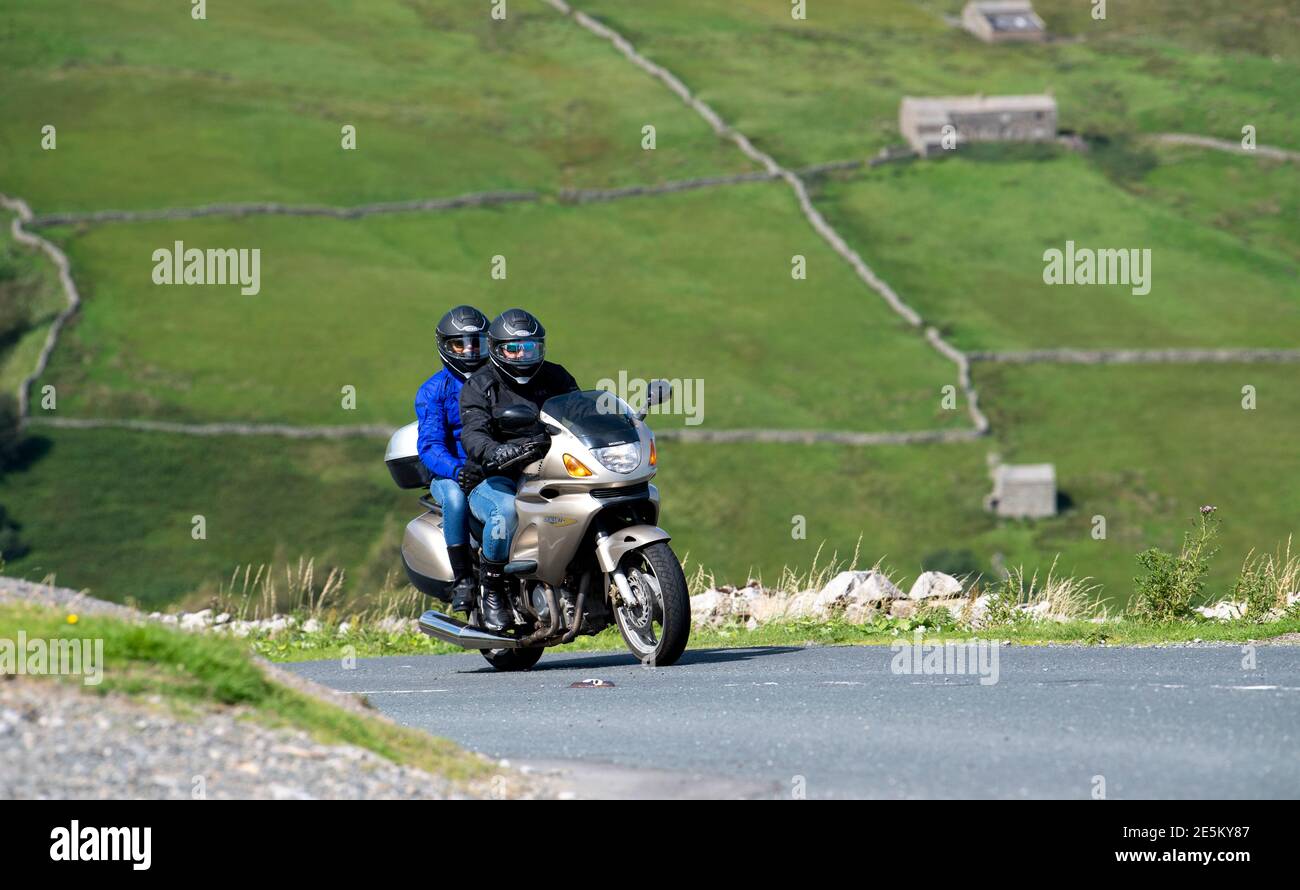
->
xmin=492 ymin=338 xmax=545 ymax=368
xmin=442 ymin=334 xmax=487 ymax=361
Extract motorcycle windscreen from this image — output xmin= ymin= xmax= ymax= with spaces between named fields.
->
xmin=542 ymin=389 xmax=640 ymax=448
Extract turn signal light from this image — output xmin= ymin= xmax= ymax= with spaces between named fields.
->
xmin=563 ymin=453 xmax=594 ymax=477
xmin=649 ymin=438 xmax=657 ymax=467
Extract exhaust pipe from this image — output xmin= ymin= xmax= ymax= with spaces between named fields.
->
xmin=418 ymin=610 xmax=520 ymax=649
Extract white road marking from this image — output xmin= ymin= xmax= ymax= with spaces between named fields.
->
xmin=348 ymin=688 xmax=451 ymax=695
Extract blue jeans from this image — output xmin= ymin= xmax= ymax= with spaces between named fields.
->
xmin=429 ymin=478 xmax=470 ymax=547
xmin=469 ymin=476 xmax=518 ymax=562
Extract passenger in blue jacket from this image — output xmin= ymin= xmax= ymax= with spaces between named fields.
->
xmin=415 ymin=305 xmax=490 ymax=612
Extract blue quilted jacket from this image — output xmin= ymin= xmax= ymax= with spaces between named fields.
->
xmin=414 ymin=368 xmax=468 ymax=479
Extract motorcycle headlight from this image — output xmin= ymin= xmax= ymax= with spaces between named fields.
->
xmin=590 ymin=442 xmax=641 ymax=474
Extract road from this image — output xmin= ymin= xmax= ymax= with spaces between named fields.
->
xmin=286 ymin=643 xmax=1300 ymax=799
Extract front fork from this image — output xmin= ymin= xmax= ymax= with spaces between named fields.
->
xmin=595 ymin=530 xmax=631 ymax=606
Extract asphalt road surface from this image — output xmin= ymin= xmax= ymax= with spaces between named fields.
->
xmin=287 ymin=643 xmax=1300 ymax=799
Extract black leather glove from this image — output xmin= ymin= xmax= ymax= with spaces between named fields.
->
xmin=455 ymin=461 xmax=484 ymax=495
xmin=489 ymin=442 xmax=527 ymax=467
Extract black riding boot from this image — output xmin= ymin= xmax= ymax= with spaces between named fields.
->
xmin=446 ymin=544 xmax=474 ymax=614
xmin=479 ymin=559 xmax=513 ymax=632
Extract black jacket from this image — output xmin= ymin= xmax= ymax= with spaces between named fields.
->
xmin=459 ymin=360 xmax=580 ymax=475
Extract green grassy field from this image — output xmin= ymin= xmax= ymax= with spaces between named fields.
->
xmin=0 ymin=0 xmax=1296 ymax=611
xmin=36 ymin=183 xmax=970 ymax=430
xmin=4 ymin=357 xmax=1294 ymax=607
xmin=0 ymin=426 xmax=409 ymax=607
xmin=666 ymin=362 xmax=1300 ymax=603
xmin=578 ymin=0 xmax=1300 ymax=162
xmin=1134 ymin=144 xmax=1300 ymax=264
xmin=0 ymin=0 xmax=750 ymax=212
xmin=814 ymin=148 xmax=1300 ymax=352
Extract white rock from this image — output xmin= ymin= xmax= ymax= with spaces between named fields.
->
xmin=302 ymin=618 xmax=321 ymax=633
xmin=261 ymin=616 xmax=291 ymax=635
xmin=748 ymin=593 xmax=801 ymax=624
xmin=179 ymin=610 xmax=212 ymax=631
xmin=821 ymin=571 xmax=902 ymax=604
xmin=689 ymin=590 xmax=731 ymax=627
xmin=949 ymin=594 xmax=989 ymax=627
xmin=908 ymin=571 xmax=964 ymax=600
xmin=813 ymin=570 xmax=902 ymax=621
xmin=1195 ymin=601 xmax=1245 ymax=621
xmin=725 ymin=582 xmax=767 ymax=622
xmin=1021 ymin=600 xmax=1052 ymax=619
xmin=337 ymin=621 xmax=352 ymax=635
xmin=783 ymin=590 xmax=821 ymax=620
xmin=843 ymin=601 xmax=881 ymax=624
xmin=376 ymin=616 xmax=416 ymax=634
xmin=213 ymin=612 xmax=232 ymax=625
xmin=889 ymin=599 xmax=917 ymax=619
xmin=811 ymin=575 xmax=855 ymax=615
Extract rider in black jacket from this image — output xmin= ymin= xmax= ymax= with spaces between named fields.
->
xmin=459 ymin=308 xmax=579 ymax=630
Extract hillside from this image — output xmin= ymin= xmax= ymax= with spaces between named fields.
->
xmin=0 ymin=0 xmax=1296 ymax=608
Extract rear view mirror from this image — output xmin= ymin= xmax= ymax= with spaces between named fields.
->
xmin=646 ymin=379 xmax=672 ymax=408
xmin=639 ymin=379 xmax=672 ymax=420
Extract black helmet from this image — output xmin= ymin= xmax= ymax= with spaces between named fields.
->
xmin=436 ymin=305 xmax=489 ymax=380
xmin=488 ymin=308 xmax=547 ymax=384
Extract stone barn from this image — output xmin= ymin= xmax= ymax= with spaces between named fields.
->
xmin=899 ymin=94 xmax=1057 ymax=156
xmin=961 ymin=1 xmax=1047 ymax=43
xmin=986 ymin=463 xmax=1057 ymax=519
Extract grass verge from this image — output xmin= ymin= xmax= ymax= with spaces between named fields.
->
xmin=0 ymin=602 xmax=489 ymax=781
xmin=252 ymin=611 xmax=1300 ymax=663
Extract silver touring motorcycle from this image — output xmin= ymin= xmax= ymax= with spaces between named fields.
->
xmin=385 ymin=382 xmax=690 ymax=671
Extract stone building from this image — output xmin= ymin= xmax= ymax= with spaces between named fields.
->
xmin=898 ymin=94 xmax=1057 ymax=156
xmin=961 ymin=1 xmax=1047 ymax=43
xmin=986 ymin=463 xmax=1057 ymax=519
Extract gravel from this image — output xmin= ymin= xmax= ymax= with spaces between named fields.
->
xmin=0 ymin=678 xmax=538 ymax=800
xmin=0 ymin=577 xmax=549 ymax=799
xmin=0 ymin=576 xmax=138 ymax=620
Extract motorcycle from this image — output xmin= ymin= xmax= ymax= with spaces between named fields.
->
xmin=384 ymin=381 xmax=691 ymax=670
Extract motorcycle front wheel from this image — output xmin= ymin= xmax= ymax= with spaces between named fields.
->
xmin=613 ymin=541 xmax=691 ymax=666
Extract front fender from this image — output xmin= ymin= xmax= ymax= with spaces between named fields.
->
xmin=595 ymin=524 xmax=671 ymax=573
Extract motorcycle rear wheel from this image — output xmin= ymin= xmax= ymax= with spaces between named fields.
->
xmin=613 ymin=541 xmax=691 ymax=666
xmin=480 ymin=646 xmax=544 ymax=671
